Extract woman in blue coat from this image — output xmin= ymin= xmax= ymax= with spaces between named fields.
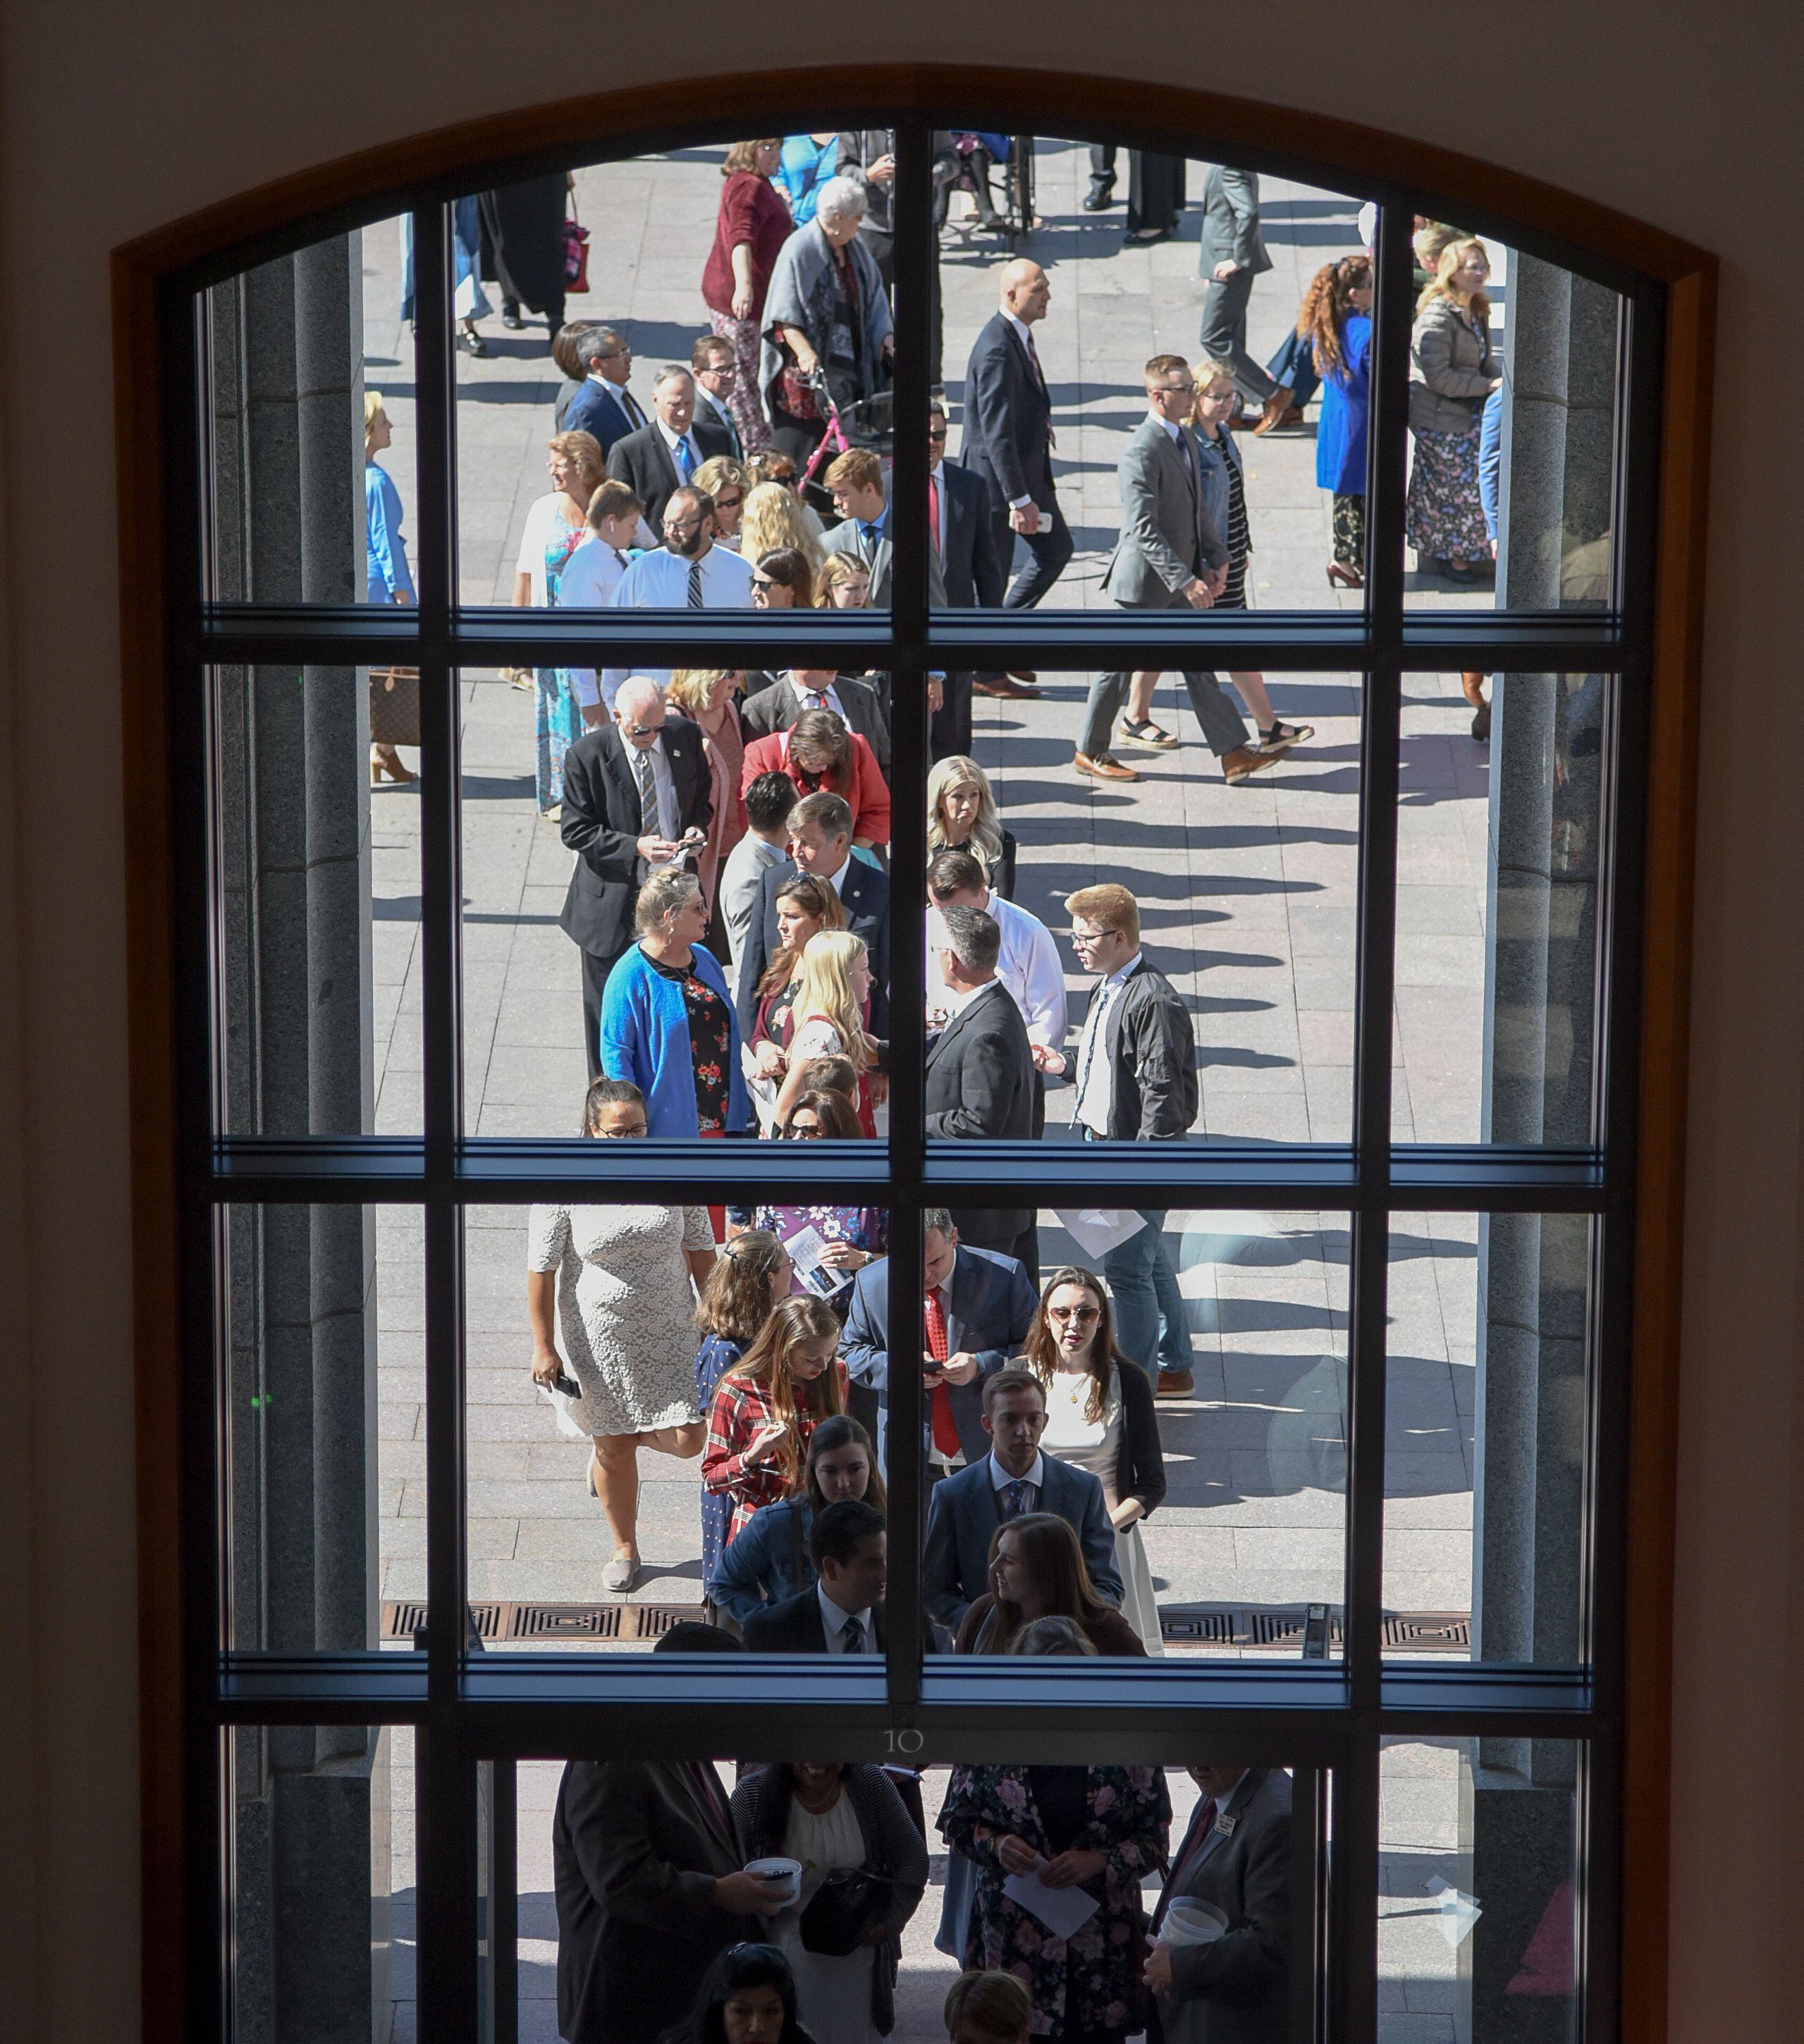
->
xmin=1303 ymin=254 xmax=1375 ymax=587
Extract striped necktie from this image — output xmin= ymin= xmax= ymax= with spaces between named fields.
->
xmin=687 ymin=559 xmax=704 ymax=608
xmin=634 ymin=744 xmax=658 ymax=832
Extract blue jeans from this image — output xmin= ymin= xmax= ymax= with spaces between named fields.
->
xmin=1103 ymin=1209 xmax=1192 ymax=1379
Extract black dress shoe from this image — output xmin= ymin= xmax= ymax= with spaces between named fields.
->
xmin=1082 ymin=188 xmax=1117 ymax=212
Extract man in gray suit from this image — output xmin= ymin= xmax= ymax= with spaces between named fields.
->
xmin=1075 ymin=357 xmax=1280 ymax=788
xmin=820 ymin=445 xmax=948 ymax=607
xmin=1198 ymin=166 xmax=1285 ymax=429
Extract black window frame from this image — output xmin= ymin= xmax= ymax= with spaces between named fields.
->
xmin=160 ymin=105 xmax=1670 ymax=2043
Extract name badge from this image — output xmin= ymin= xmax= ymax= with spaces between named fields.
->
xmin=1213 ymin=1812 xmax=1238 ymax=1839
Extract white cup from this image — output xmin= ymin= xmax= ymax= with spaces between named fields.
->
xmin=1160 ymin=1898 xmax=1229 ymax=1947
xmin=745 ymin=1855 xmax=804 ymax=1906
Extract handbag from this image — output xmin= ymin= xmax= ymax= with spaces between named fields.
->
xmin=563 ymin=199 xmax=591 ymax=293
xmin=369 ymin=665 xmax=421 ymax=748
xmin=798 ymin=1866 xmax=894 ymax=1956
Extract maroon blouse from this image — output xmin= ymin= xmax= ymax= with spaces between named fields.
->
xmin=701 ymin=172 xmax=794 ymax=321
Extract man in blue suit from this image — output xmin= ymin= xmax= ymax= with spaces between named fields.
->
xmin=563 ymin=324 xmax=649 ymax=457
xmin=735 ymin=791 xmax=890 ymax=1039
xmin=922 ymin=1368 xmax=1122 ymax=1633
xmin=840 ymin=1210 xmax=1038 ymax=1477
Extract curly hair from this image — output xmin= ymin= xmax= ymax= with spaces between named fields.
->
xmin=693 ymin=1229 xmax=786 ymax=1343
xmin=1294 ymin=254 xmax=1374 ymax=381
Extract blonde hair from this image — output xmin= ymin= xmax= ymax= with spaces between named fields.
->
xmin=1190 ymin=355 xmax=1238 ymax=413
xmin=723 ymin=1294 xmax=845 ymax=1494
xmin=665 ymin=669 xmax=738 ymax=715
xmin=723 ymin=138 xmax=783 ymax=175
xmin=740 ymin=480 xmax=824 ymax=574
xmin=1418 ymin=235 xmax=1492 ymax=319
xmin=1064 ymin=882 xmax=1141 ymax=947
xmin=693 ymin=455 xmax=749 ymax=507
xmin=548 ymin=430 xmax=607 ymax=499
xmin=814 ymin=551 xmax=870 ymax=605
xmin=363 ymin=389 xmax=386 ymax=451
xmin=792 ymin=931 xmax=875 ymax=1070
xmin=927 ymin=756 xmax=1006 ymax=882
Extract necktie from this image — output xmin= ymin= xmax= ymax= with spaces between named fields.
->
xmin=859 ymin=520 xmax=882 ymax=562
xmin=1073 ymin=980 xmax=1114 ymax=1123
xmin=689 ymin=1761 xmax=731 ymax=1835
xmin=928 ymin=474 xmax=943 ymax=556
xmin=1158 ymin=1799 xmax=1217 ymax=1928
xmin=840 ymin=1612 xmax=868 ymax=1655
xmin=1002 ymin=1477 xmax=1029 ymax=1519
xmin=924 ymin=1287 xmax=962 ymax=1457
xmin=804 ymin=688 xmax=830 ymax=712
xmin=1024 ymin=326 xmax=1045 ymax=389
xmin=687 ymin=559 xmax=705 ymax=608
xmin=622 ymin=388 xmax=646 ymax=428
xmin=611 ymin=546 xmax=628 ymax=571
xmin=634 ymin=744 xmax=659 ymax=835
xmin=675 ymin=435 xmax=694 ymax=479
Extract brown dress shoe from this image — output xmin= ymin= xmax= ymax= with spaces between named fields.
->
xmin=1074 ymin=751 xmax=1141 ymax=783
xmin=1253 ymin=387 xmax=1294 ymax=436
xmin=972 ymin=675 xmax=1040 ymax=700
xmin=1156 ymin=1369 xmax=1195 ymax=1398
xmin=1222 ymin=744 xmax=1281 ymax=784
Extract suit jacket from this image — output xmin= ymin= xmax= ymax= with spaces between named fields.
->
xmin=1102 ymin=416 xmax=1229 ymax=607
xmin=740 ymin=671 xmax=892 ymax=775
xmin=742 ymin=1586 xmax=889 ymax=1653
xmin=840 ymin=1243 xmax=1039 ymax=1465
xmin=563 ymin=376 xmax=647 ymax=458
xmin=959 ymin=312 xmax=1057 ymax=512
xmin=693 ymin=383 xmax=744 ymax=458
xmin=606 ymin=416 xmax=733 ymax=528
xmin=1078 ymin=955 xmax=1198 ymax=1139
xmin=736 ymin=856 xmax=890 ymax=1038
xmin=1150 ymin=1768 xmax=1291 ymax=2044
xmin=1198 ymin=166 xmax=1271 ymax=276
xmin=935 ymin=457 xmax=1007 ymax=608
xmin=922 ymin=1452 xmax=1122 ymax=1630
xmin=558 ymin=720 xmax=713 ymax=959
xmin=926 ymin=980 xmax=1035 ymax=1242
xmin=552 ymin=1758 xmax=751 ymax=2044
xmin=821 ymin=504 xmax=948 ymax=608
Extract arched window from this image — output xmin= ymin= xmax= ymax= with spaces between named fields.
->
xmin=123 ymin=78 xmax=1710 ymax=2043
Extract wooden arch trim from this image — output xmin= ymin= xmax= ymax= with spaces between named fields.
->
xmin=114 ymin=63 xmax=1713 ymax=2043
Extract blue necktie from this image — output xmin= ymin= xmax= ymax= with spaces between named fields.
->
xmin=859 ymin=519 xmax=882 ymax=559
xmin=1002 ymin=1479 xmax=1028 ymax=1519
xmin=675 ymin=436 xmax=694 ymax=479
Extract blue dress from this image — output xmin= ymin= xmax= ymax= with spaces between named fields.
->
xmin=776 ymin=136 xmax=839 ymax=225
xmin=536 ymin=522 xmax=587 ymax=809
xmin=364 ymin=461 xmax=415 ymax=604
xmin=1315 ymin=312 xmax=1373 ymax=497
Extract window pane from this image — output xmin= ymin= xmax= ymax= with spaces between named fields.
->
xmin=1401 ymin=232 xmax=1621 ymax=613
xmin=226 ymin=1723 xmax=414 ymax=2040
xmin=928 ymin=137 xmax=1370 ymax=617
xmin=214 ymin=664 xmax=423 ymax=1138
xmin=916 ymin=1211 xmax=1349 ymax=1661
xmin=226 ymin=1203 xmax=422 ymax=1653
xmin=1393 ymin=672 xmax=1609 ymax=1145
xmin=1384 ymin=1213 xmax=1593 ymax=1667
xmin=1380 ymin=1737 xmax=1581 ymax=2043
xmin=516 ymin=1751 xmax=1324 ymax=2043
xmin=205 ymin=216 xmax=419 ymax=606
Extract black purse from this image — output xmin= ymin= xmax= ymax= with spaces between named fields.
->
xmin=798 ymin=1866 xmax=894 ymax=1956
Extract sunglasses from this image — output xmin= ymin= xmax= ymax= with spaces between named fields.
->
xmin=1048 ymin=1304 xmax=1100 ymax=1323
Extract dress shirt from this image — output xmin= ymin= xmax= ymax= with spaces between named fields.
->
xmin=925 ymin=892 xmax=1066 ymax=1051
xmin=631 ymin=734 xmax=680 ymax=881
xmin=559 ymin=538 xmax=632 ymax=708
xmin=1073 ymin=951 xmax=1143 ymax=1136
xmin=818 ymin=1582 xmax=878 ymax=1654
xmin=656 ymin=415 xmax=702 ymax=478
xmin=988 ymin=1451 xmax=1045 ymax=1517
xmin=819 ymin=853 xmax=852 ymax=898
xmin=788 ymin=675 xmax=847 ymax=718
xmin=606 ymin=543 xmax=755 ymax=698
xmin=1001 ymin=310 xmax=1045 ymax=510
xmin=928 ymin=461 xmax=946 ymax=557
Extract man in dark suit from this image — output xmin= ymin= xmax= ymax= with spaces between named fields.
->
xmin=926 ymin=905 xmax=1037 ymax=1274
xmin=740 ymin=666 xmax=892 ymax=775
xmin=563 ymin=324 xmax=649 ymax=457
xmin=689 ymin=332 xmax=745 ymax=459
xmin=605 ymin=365 xmax=732 ymax=529
xmin=957 ymin=258 xmax=1073 ymax=633
xmin=552 ymin=1623 xmax=785 ymax=2044
xmin=742 ymin=1499 xmax=888 ymax=1654
xmin=736 ymin=791 xmax=890 ymax=1039
xmin=922 ymin=1369 xmax=1122 ymax=1632
xmin=841 ymin=1209 xmax=1038 ymax=1477
xmin=1076 ymin=355 xmax=1278 ymax=789
xmin=1146 ymin=1764 xmax=1291 ymax=2044
xmin=1197 ymin=166 xmax=1284 ymax=429
xmin=559 ymin=677 xmax=713 ymax=1080
xmin=928 ymin=398 xmax=1006 ymax=758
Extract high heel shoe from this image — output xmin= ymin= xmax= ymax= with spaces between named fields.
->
xmin=370 ymin=744 xmax=417 ymax=785
xmin=1325 ymin=561 xmax=1364 ymax=589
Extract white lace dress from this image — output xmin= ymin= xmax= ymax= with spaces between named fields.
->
xmin=1039 ymin=1368 xmax=1165 ymax=1655
xmin=527 ymin=1203 xmax=714 ymax=1436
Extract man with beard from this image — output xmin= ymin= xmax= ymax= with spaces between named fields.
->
xmin=604 ymin=484 xmax=754 ymax=698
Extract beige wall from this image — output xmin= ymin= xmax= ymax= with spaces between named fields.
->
xmin=1 ymin=6 xmax=1798 ymax=2038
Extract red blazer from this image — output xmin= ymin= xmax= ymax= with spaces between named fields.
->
xmin=701 ymin=173 xmax=794 ymax=321
xmin=741 ymin=729 xmax=892 ymax=846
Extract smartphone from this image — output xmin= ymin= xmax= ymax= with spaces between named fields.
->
xmin=552 ymin=1368 xmax=582 ymax=1399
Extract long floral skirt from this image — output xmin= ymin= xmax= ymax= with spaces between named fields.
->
xmin=1332 ymin=492 xmax=1366 ymax=567
xmin=707 ymin=308 xmax=773 ymax=453
xmin=1406 ymin=426 xmax=1490 ymax=562
xmin=535 ymin=667 xmax=583 ymax=811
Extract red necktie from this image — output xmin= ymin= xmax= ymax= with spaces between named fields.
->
xmin=1158 ymin=1798 xmax=1217 ymax=1928
xmin=928 ymin=474 xmax=943 ymax=556
xmin=1024 ymin=327 xmax=1045 ymax=389
xmin=924 ymin=1287 xmax=962 ymax=1457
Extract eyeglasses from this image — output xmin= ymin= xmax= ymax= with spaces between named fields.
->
xmin=705 ymin=364 xmax=738 ymax=380
xmin=1048 ymin=1304 xmax=1101 ymax=1323
xmin=1152 ymin=381 xmax=1197 ymax=397
xmin=927 ymin=426 xmax=949 ymax=441
xmin=785 ymin=1119 xmax=826 ymax=1139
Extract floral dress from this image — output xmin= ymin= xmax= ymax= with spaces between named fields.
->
xmin=537 ymin=519 xmax=588 ymax=811
xmin=938 ymin=1763 xmax=1171 ymax=2043
xmin=642 ymin=952 xmax=732 ymax=1133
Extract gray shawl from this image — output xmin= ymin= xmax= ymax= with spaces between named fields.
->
xmin=759 ymin=219 xmax=892 ymax=412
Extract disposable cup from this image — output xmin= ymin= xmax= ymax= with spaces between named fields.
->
xmin=745 ymin=1855 xmax=804 ymax=1906
xmin=1160 ymin=1899 xmax=1229 ymax=1947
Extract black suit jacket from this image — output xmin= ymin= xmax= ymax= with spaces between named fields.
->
xmin=736 ymin=856 xmax=891 ymax=1038
xmin=959 ymin=312 xmax=1056 ymax=512
xmin=605 ymin=417 xmax=733 ymax=528
xmin=563 ymin=377 xmax=647 ymax=458
xmin=552 ymin=1758 xmax=751 ymax=2044
xmin=926 ymin=981 xmax=1035 ymax=1240
xmin=743 ymin=1587 xmax=888 ymax=1654
xmin=921 ymin=1452 xmax=1123 ymax=1630
xmin=936 ymin=457 xmax=1007 ymax=608
xmin=694 ymin=385 xmax=744 ymax=459
xmin=558 ymin=720 xmax=713 ymax=958
xmin=739 ymin=672 xmax=892 ymax=774
xmin=1078 ymin=954 xmax=1199 ymax=1140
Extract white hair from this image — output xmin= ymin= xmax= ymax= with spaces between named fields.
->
xmin=651 ymin=364 xmax=694 ymax=392
xmin=614 ymin=676 xmax=665 ymax=720
xmin=813 ymin=175 xmax=868 ymax=225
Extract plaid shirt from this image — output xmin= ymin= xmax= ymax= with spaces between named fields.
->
xmin=701 ymin=1365 xmax=847 ymax=1545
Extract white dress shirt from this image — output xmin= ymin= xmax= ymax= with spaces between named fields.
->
xmin=655 ymin=414 xmax=703 ymax=478
xmin=697 ymin=386 xmax=740 ymax=450
xmin=788 ymin=675 xmax=848 ymax=719
xmin=603 ymin=543 xmax=755 ymax=698
xmin=1073 ymin=951 xmax=1143 ymax=1136
xmin=988 ymin=1449 xmax=1046 ymax=1513
xmin=558 ymin=538 xmax=632 ymax=709
xmin=925 ymin=891 xmax=1066 ymax=1051
xmin=819 ymin=852 xmax=852 ymax=898
xmin=630 ymin=734 xmax=680 ymax=881
xmin=818 ymin=1582 xmax=878 ymax=1654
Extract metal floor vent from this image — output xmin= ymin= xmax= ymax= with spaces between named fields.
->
xmin=381 ymin=1601 xmax=1471 ymax=1651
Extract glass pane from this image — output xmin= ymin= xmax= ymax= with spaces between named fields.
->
xmin=929 ymin=136 xmax=1370 ymax=617
xmin=517 ymin=1752 xmax=1323 ymax=2043
xmin=916 ymin=1211 xmax=1349 ymax=1659
xmin=226 ymin=1723 xmax=415 ymax=2040
xmin=1380 ymin=1737 xmax=1581 ymax=2043
xmin=467 ymin=1199 xmax=891 ymax=1649
xmin=1384 ymin=1213 xmax=1593 ymax=1666
xmin=1393 ymin=672 xmax=1609 ymax=1144
xmin=1401 ymin=232 xmax=1621 ymax=612
xmin=922 ymin=668 xmax=1359 ymax=1145
xmin=225 ymin=1203 xmax=422 ymax=1652
xmin=213 ymin=664 xmax=423 ymax=1138
xmin=205 ymin=215 xmax=419 ymax=606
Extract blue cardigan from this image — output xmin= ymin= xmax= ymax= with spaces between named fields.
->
xmin=707 ymin=1496 xmax=816 ymax=1624
xmin=598 ymin=942 xmax=747 ymax=1138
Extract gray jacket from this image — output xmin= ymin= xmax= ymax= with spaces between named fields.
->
xmin=1198 ymin=166 xmax=1270 ymax=276
xmin=821 ymin=505 xmax=948 ymax=608
xmin=1102 ymin=416 xmax=1229 ymax=606
xmin=1408 ymin=294 xmax=1501 ymax=436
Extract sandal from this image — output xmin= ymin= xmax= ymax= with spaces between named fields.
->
xmin=1119 ymin=718 xmax=1178 ymax=751
xmin=1258 ymin=720 xmax=1314 ymax=752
